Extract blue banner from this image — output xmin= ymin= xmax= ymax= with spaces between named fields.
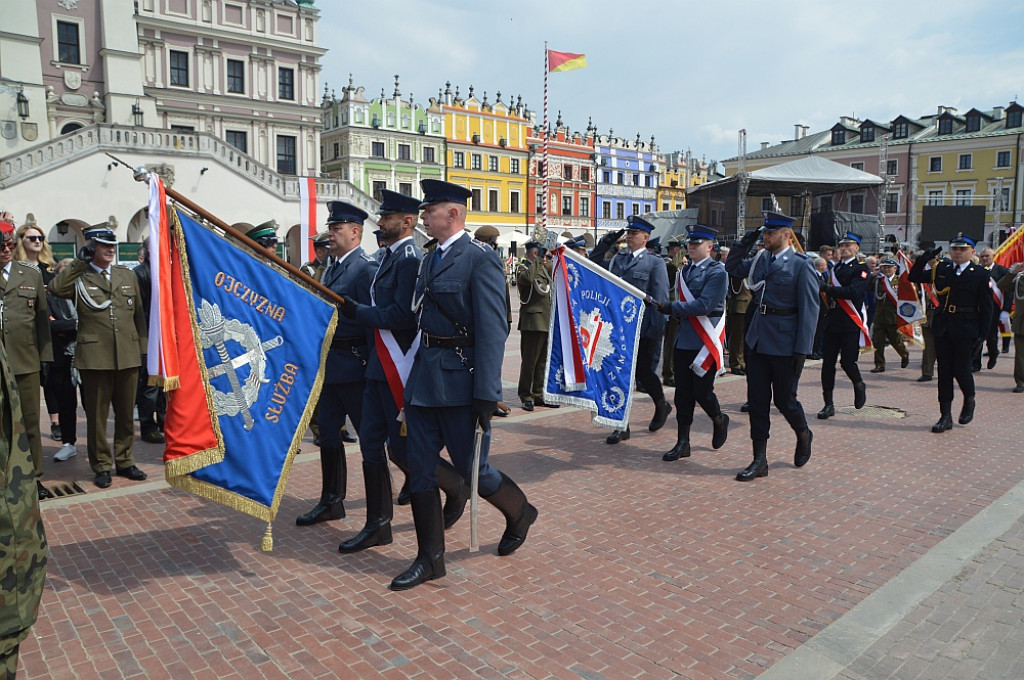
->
xmin=543 ymin=247 xmax=644 ymax=429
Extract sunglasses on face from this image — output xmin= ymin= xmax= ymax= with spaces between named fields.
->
xmin=0 ymin=242 xmax=15 ymax=251
xmin=23 ymin=235 xmax=45 ymax=243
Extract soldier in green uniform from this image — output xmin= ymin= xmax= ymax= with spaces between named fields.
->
xmin=0 ymin=339 xmax=48 ymax=679
xmin=244 ymin=220 xmax=279 ymax=256
xmin=49 ymin=225 xmax=149 ymax=488
xmin=869 ymin=258 xmax=910 ymax=372
xmin=997 ymin=261 xmax=1024 ymax=392
xmin=725 ymin=248 xmax=753 ymax=375
xmin=516 ymin=240 xmax=556 ymax=410
xmin=0 ymin=222 xmax=53 ymax=500
xmin=300 ymin=232 xmax=331 ymax=281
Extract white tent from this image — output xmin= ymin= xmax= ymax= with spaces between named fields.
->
xmin=496 ymin=229 xmax=530 ymax=247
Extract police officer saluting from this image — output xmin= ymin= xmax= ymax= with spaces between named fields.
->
xmin=656 ymin=225 xmax=730 ymax=462
xmin=336 ymin=189 xmax=469 ymax=554
xmin=390 ymin=179 xmax=537 ymax=591
xmin=817 ymin=232 xmax=870 ymax=419
xmin=908 ymin=233 xmax=993 ymax=432
xmin=295 ymin=202 xmax=375 ymax=526
xmin=725 ymin=212 xmax=819 ymax=481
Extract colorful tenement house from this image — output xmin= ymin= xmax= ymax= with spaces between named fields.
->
xmin=657 ymin=150 xmax=713 ymax=212
xmin=436 ymin=83 xmax=531 ymax=233
xmin=526 ymin=113 xmax=597 ymax=238
xmin=320 ymin=75 xmax=446 ymax=200
xmin=594 ymin=131 xmax=661 ymax=233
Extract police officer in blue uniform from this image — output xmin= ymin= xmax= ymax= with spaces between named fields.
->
xmin=816 ymin=232 xmax=869 ymax=419
xmin=296 ymin=201 xmax=376 ymax=526
xmin=908 ymin=233 xmax=993 ymax=432
xmin=390 ymin=179 xmax=537 ymax=591
xmin=725 ymin=212 xmax=819 ymax=481
xmin=656 ymin=225 xmax=729 ymax=462
xmin=589 ymin=215 xmax=672 ymax=444
xmin=336 ymin=190 xmax=470 ymax=553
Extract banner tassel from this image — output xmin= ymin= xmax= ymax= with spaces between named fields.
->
xmin=260 ymin=522 xmax=273 ymax=552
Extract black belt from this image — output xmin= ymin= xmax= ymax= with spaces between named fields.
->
xmin=944 ymin=305 xmax=977 ymax=314
xmin=331 ymin=335 xmax=367 ymax=350
xmin=422 ymin=333 xmax=474 ymax=349
xmin=759 ymin=305 xmax=798 ymax=315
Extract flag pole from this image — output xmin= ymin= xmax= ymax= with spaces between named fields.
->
xmin=538 ymin=41 xmax=549 ymax=242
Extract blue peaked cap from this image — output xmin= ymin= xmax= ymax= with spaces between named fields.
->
xmin=326 ymin=201 xmax=368 ymax=225
xmin=626 ymin=215 xmax=655 ymax=233
xmin=762 ymin=211 xmax=795 ymax=230
xmin=950 ymin=232 xmax=976 ymax=247
xmin=419 ymin=179 xmax=472 ymax=208
xmin=686 ymin=224 xmax=718 ymax=242
xmin=377 ymin=189 xmax=422 ymax=215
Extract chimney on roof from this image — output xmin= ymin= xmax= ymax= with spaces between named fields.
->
xmin=840 ymin=116 xmax=859 ymax=128
xmin=794 ymin=124 xmax=805 ymax=140
xmin=761 ymin=141 xmax=770 ymax=150
xmin=937 ymin=105 xmax=957 ymax=116
xmin=993 ymin=106 xmax=1004 ymax=121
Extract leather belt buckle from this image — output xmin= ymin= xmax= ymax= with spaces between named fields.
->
xmin=759 ymin=304 xmax=767 ymax=315
xmin=947 ymin=304 xmax=956 ymax=314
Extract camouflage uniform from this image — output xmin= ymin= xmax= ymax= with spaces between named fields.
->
xmin=0 ymin=341 xmax=48 ymax=677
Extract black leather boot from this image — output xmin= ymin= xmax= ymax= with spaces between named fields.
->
xmin=339 ymin=462 xmax=393 ymax=553
xmin=296 ymin=446 xmax=346 ymax=526
xmin=932 ymin=402 xmax=953 ymax=433
xmin=958 ymin=396 xmax=976 ymax=425
xmin=711 ymin=413 xmax=729 ymax=450
xmin=649 ymin=399 xmax=672 ymax=432
xmin=663 ymin=425 xmax=690 ymax=461
xmin=389 ymin=489 xmax=445 ymax=591
xmin=817 ymin=392 xmax=835 ymax=419
xmin=736 ymin=440 xmax=768 ymax=481
xmin=794 ymin=429 xmax=813 ymax=467
xmin=854 ymin=381 xmax=867 ymax=409
xmin=483 ymin=472 xmax=538 ymax=556
xmin=436 ymin=458 xmax=470 ymax=530
xmin=396 ymin=479 xmax=411 ymax=505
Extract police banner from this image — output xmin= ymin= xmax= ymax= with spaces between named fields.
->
xmin=158 ymin=208 xmax=336 ymax=550
xmin=543 ymin=244 xmax=645 ymax=429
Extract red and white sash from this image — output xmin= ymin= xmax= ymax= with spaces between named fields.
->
xmin=677 ymin=272 xmax=726 ymax=377
xmin=374 ymin=329 xmax=419 ymax=410
xmin=829 ymin=268 xmax=872 ymax=347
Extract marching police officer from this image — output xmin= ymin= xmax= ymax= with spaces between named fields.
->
xmin=589 ymin=215 xmax=672 ymax=444
xmin=817 ymin=232 xmax=869 ymax=419
xmin=869 ymin=257 xmax=910 ymax=372
xmin=296 ymin=202 xmax=375 ymax=526
xmin=516 ymin=240 xmax=556 ymax=411
xmin=0 ymin=221 xmax=53 ymax=499
xmin=908 ymin=233 xmax=993 ymax=431
xmin=656 ymin=225 xmax=729 ymax=462
xmin=49 ymin=225 xmax=148 ymax=488
xmin=336 ymin=189 xmax=470 ymax=553
xmin=390 ymin=179 xmax=537 ymax=591
xmin=725 ymin=212 xmax=819 ymax=481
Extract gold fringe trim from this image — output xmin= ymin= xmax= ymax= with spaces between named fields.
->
xmin=162 ymin=376 xmax=181 ymax=391
xmin=260 ymin=522 xmax=273 ymax=552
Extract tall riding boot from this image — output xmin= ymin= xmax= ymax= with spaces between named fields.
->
xmin=736 ymin=440 xmax=768 ymax=481
xmin=711 ymin=413 xmax=730 ymax=450
xmin=389 ymin=489 xmax=446 ymax=591
xmin=296 ymin=446 xmax=346 ymax=526
xmin=663 ymin=424 xmax=690 ymax=461
xmin=338 ymin=462 xmax=393 ymax=553
xmin=483 ymin=472 xmax=539 ymax=556
xmin=435 ymin=459 xmax=470 ymax=530
xmin=958 ymin=395 xmax=976 ymax=425
xmin=932 ymin=401 xmax=953 ymax=433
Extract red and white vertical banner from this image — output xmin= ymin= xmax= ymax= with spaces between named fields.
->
xmin=299 ymin=177 xmax=317 ymax=260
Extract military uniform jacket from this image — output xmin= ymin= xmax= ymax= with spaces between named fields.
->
xmin=405 ymin=233 xmax=507 ymax=407
xmin=49 ymin=260 xmax=146 ymax=371
xmin=871 ymin=274 xmax=900 ymax=326
xmin=908 ymin=258 xmax=993 ymax=341
xmin=997 ymin=271 xmax=1024 ymax=334
xmin=725 ymin=246 xmax=820 ymax=356
xmin=822 ymin=258 xmax=870 ymax=333
xmin=515 ymin=257 xmax=552 ymax=332
xmin=0 ymin=342 xmax=47 ymax=654
xmin=300 ymin=258 xmax=327 ymax=283
xmin=598 ymin=250 xmax=669 ymax=340
xmin=321 ymin=247 xmax=375 ymax=384
xmin=352 ymin=237 xmax=420 ymax=383
xmin=667 ymin=258 xmax=727 ymax=351
xmin=0 ymin=262 xmax=53 ymax=375
xmin=726 ymin=273 xmax=753 ymax=315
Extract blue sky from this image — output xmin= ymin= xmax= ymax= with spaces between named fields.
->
xmin=317 ymin=0 xmax=1024 ymax=168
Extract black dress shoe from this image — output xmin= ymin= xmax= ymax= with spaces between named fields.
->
xmin=730 ymin=368 xmax=746 ymax=376
xmin=987 ymin=355 xmax=998 ymax=369
xmin=37 ymin=481 xmax=52 ymax=501
xmin=535 ymin=398 xmax=560 ymax=409
xmin=917 ymin=375 xmax=932 ymax=382
xmin=649 ymin=400 xmax=672 ymax=432
xmin=817 ymin=404 xmax=835 ymax=419
xmin=740 ymin=402 xmax=750 ymax=413
xmin=1014 ymin=384 xmax=1024 ymax=394
xmin=662 ymin=440 xmax=690 ymax=461
xmin=662 ymin=377 xmax=676 ymax=387
xmin=870 ymin=366 xmax=885 ymax=373
xmin=94 ymin=471 xmax=112 ymax=488
xmin=606 ymin=427 xmax=630 ymax=445
xmin=492 ymin=407 xmax=508 ymax=417
xmin=794 ymin=429 xmax=813 ymax=467
xmin=958 ymin=397 xmax=976 ymax=425
xmin=932 ymin=415 xmax=953 ymax=432
xmin=142 ymin=430 xmax=165 ymax=444
xmin=853 ymin=381 xmax=867 ymax=409
xmin=901 ymin=355 xmax=910 ymax=369
xmin=116 ymin=465 xmax=148 ymax=481
xmin=521 ymin=400 xmax=534 ymax=412
xmin=711 ymin=413 xmax=729 ymax=450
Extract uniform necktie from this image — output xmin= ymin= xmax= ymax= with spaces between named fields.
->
xmin=0 ymin=269 xmax=6 ymax=292
xmin=434 ymin=247 xmax=444 ymax=265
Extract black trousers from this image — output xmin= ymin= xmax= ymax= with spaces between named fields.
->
xmin=672 ymin=348 xmax=721 ymax=435
xmin=935 ymin=334 xmax=976 ymax=403
xmin=318 ymin=380 xmax=364 ymax=448
xmin=745 ymin=345 xmax=808 ymax=442
xmin=45 ymin=360 xmax=78 ymax=445
xmin=971 ymin=316 xmax=1001 ymax=369
xmin=636 ymin=337 xmax=665 ymax=404
xmin=820 ymin=330 xmax=863 ymax=401
xmin=136 ymin=357 xmax=166 ymax=436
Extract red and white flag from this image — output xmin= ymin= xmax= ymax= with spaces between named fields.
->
xmin=894 ymin=250 xmax=925 ymax=326
xmin=299 ymin=177 xmax=317 ymax=261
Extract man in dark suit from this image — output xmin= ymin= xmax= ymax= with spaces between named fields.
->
xmin=589 ymin=215 xmax=671 ymax=444
xmin=295 ymin=201 xmax=376 ymax=526
xmin=656 ymin=225 xmax=729 ymax=462
xmin=909 ymin=233 xmax=994 ymax=432
xmin=390 ymin=179 xmax=536 ymax=591
xmin=817 ymin=232 xmax=870 ymax=419
xmin=725 ymin=212 xmax=819 ymax=481
xmin=336 ymin=190 xmax=469 ymax=553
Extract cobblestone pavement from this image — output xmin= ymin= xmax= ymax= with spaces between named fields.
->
xmin=20 ymin=328 xmax=1024 ymax=679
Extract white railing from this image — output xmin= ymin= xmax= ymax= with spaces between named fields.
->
xmin=1 ymin=124 xmax=377 ymax=212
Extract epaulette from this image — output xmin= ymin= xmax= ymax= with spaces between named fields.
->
xmin=469 ymin=238 xmax=491 ymax=252
xmin=793 ymin=251 xmax=810 ymax=260
xmin=114 ymin=263 xmax=136 ymax=270
xmin=16 ymin=261 xmax=40 ymax=271
xmin=359 ymin=252 xmax=376 ymax=263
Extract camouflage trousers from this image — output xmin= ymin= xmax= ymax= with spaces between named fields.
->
xmin=0 ymin=643 xmax=19 ymax=679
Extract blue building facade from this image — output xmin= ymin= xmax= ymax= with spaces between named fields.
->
xmin=594 ymin=131 xmax=661 ymax=233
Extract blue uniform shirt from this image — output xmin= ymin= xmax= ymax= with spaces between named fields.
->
xmin=603 ymin=249 xmax=669 ymax=340
xmin=667 ymin=257 xmax=727 ymax=351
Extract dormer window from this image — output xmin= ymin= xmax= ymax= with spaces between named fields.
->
xmin=938 ymin=117 xmax=953 ymax=135
xmin=893 ymin=122 xmax=909 ymax=139
xmin=965 ymin=115 xmax=981 ymax=133
xmin=1008 ymin=109 xmax=1023 ymax=128
xmin=861 ymin=126 xmax=874 ymax=143
xmin=831 ymin=129 xmax=846 ymax=145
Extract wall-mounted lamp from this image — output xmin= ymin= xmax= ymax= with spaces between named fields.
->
xmin=56 ymin=220 xmax=69 ymax=236
xmin=200 ymin=167 xmax=209 ymax=175
xmin=132 ymin=98 xmax=144 ymax=127
xmin=16 ymin=89 xmax=29 ymax=120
